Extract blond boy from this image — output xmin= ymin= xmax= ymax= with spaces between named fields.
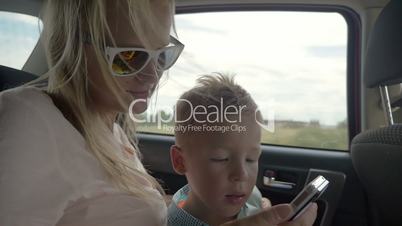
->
xmin=168 ymin=74 xmax=265 ymax=226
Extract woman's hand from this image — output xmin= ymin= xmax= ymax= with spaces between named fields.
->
xmin=222 ymin=203 xmax=317 ymax=226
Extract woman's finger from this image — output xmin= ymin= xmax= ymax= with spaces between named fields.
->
xmin=294 ymin=202 xmax=318 ymax=226
xmin=258 ymin=204 xmax=293 ymax=225
xmin=282 ymin=202 xmax=318 ymax=226
xmin=221 ymin=204 xmax=293 ymax=226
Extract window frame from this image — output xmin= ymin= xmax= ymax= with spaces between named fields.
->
xmin=139 ymin=4 xmax=361 ymax=152
xmin=0 ymin=11 xmax=42 ymax=70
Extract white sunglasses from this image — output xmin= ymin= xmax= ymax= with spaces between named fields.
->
xmin=105 ymin=36 xmax=184 ymax=77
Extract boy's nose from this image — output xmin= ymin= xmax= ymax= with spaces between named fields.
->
xmin=229 ymin=163 xmax=248 ymax=182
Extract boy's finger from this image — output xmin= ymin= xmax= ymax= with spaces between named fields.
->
xmin=261 ymin=197 xmax=272 ymax=208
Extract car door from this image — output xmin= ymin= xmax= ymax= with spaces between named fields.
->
xmin=136 ymin=2 xmax=368 ymax=226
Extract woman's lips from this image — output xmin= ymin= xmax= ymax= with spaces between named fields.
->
xmin=224 ymin=194 xmax=246 ymax=205
xmin=127 ymin=90 xmax=149 ymax=99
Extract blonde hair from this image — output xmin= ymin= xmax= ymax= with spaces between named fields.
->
xmin=175 ymin=73 xmax=259 ymax=143
xmin=26 ymin=0 xmax=174 ymax=201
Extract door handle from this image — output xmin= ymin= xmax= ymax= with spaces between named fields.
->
xmin=263 ymin=170 xmax=296 ymax=190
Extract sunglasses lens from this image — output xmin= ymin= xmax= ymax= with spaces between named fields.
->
xmin=157 ymin=46 xmax=183 ymax=70
xmin=112 ymin=50 xmax=149 ymax=76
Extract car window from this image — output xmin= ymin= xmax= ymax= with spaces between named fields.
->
xmin=136 ymin=11 xmax=349 ymax=151
xmin=0 ymin=11 xmax=42 ymax=69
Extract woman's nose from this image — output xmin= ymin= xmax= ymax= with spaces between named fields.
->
xmin=135 ymin=61 xmax=161 ymax=84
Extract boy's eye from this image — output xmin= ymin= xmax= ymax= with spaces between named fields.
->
xmin=210 ymin=158 xmax=229 ymax=162
xmin=246 ymin=159 xmax=258 ymax=163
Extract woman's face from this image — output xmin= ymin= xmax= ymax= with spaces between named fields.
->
xmin=86 ymin=0 xmax=173 ymax=115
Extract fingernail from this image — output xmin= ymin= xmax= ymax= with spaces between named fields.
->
xmin=276 ymin=204 xmax=293 ymax=220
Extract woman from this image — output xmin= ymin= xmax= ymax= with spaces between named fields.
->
xmin=0 ymin=0 xmax=317 ymax=225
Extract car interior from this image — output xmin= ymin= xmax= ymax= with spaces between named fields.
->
xmin=0 ymin=0 xmax=401 ymax=225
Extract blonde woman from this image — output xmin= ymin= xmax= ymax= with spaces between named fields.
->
xmin=0 ymin=0 xmax=316 ymax=225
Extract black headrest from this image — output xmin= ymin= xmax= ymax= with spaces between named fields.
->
xmin=351 ymin=125 xmax=402 ymax=225
xmin=364 ymin=0 xmax=402 ymax=88
xmin=0 ymin=65 xmax=37 ymax=91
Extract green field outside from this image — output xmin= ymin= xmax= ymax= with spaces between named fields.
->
xmin=137 ymin=121 xmax=348 ymax=151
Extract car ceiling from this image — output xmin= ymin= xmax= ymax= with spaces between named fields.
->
xmin=0 ymin=0 xmax=391 ymax=18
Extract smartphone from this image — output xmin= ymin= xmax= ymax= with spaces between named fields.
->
xmin=288 ymin=175 xmax=329 ymax=221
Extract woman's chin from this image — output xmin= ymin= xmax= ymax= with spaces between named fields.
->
xmin=130 ymin=102 xmax=149 ymax=114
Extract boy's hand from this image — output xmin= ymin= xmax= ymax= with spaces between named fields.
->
xmin=221 ymin=203 xmax=317 ymax=226
xmin=261 ymin=197 xmax=272 ymax=209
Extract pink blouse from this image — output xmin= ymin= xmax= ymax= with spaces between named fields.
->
xmin=0 ymin=87 xmax=167 ymax=226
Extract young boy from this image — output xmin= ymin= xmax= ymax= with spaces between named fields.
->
xmin=168 ymin=74 xmax=265 ymax=226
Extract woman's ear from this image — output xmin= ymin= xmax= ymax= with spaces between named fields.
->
xmin=170 ymin=145 xmax=186 ymax=175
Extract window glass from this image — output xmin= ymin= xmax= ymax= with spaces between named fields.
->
xmin=0 ymin=11 xmax=42 ymax=69
xmin=137 ymin=11 xmax=348 ymax=151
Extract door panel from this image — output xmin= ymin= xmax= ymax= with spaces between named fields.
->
xmin=139 ymin=133 xmax=368 ymax=226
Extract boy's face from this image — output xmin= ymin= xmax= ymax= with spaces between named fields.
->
xmin=174 ymin=115 xmax=261 ymax=219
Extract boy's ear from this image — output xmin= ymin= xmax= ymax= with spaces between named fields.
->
xmin=170 ymin=145 xmax=187 ymax=175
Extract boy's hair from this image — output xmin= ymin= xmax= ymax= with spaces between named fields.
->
xmin=175 ymin=73 xmax=259 ymax=143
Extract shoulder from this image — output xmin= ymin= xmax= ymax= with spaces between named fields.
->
xmin=246 ymin=186 xmax=262 ymax=208
xmin=167 ymin=185 xmax=207 ymax=226
xmin=0 ymin=86 xmax=63 ymax=170
xmin=0 ymin=86 xmax=50 ymax=105
xmin=0 ymin=87 xmax=72 ymax=225
xmin=237 ymin=186 xmax=263 ymax=218
xmin=0 ymin=86 xmax=55 ymax=121
xmin=0 ymin=86 xmax=59 ymax=148
xmin=167 ymin=204 xmax=207 ymax=226
xmin=167 ymin=201 xmax=206 ymax=226
xmin=170 ymin=184 xmax=190 ymax=207
xmin=0 ymin=86 xmax=55 ymax=141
